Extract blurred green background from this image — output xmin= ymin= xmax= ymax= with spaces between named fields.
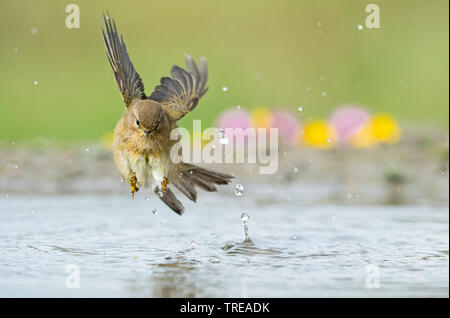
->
xmin=0 ymin=0 xmax=448 ymax=141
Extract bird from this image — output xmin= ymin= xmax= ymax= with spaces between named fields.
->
xmin=101 ymin=14 xmax=233 ymax=215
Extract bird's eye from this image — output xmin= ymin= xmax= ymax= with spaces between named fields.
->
xmin=136 ymin=119 xmax=140 ymax=126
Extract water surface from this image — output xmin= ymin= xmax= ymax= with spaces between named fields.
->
xmin=0 ymin=193 xmax=448 ymax=297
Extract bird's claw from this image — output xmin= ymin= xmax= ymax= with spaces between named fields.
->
xmin=162 ymin=177 xmax=168 ymax=193
xmin=130 ymin=175 xmax=139 ymax=199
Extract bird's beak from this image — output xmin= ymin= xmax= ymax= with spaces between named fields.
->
xmin=145 ymin=130 xmax=151 ymax=139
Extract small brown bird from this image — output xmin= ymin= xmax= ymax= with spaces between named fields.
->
xmin=102 ymin=14 xmax=233 ymax=215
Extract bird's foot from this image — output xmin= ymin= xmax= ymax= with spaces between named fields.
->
xmin=162 ymin=177 xmax=169 ymax=194
xmin=130 ymin=175 xmax=139 ymax=200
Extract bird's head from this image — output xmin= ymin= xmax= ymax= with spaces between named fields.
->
xmin=128 ymin=100 xmax=165 ymax=139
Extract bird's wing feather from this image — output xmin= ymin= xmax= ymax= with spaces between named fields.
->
xmin=148 ymin=55 xmax=208 ymax=121
xmin=102 ymin=14 xmax=146 ymax=107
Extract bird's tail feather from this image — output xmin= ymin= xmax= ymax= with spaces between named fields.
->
xmin=161 ymin=164 xmax=233 ymax=215
xmin=160 ymin=188 xmax=184 ymax=215
xmin=173 ymin=163 xmax=233 ymax=202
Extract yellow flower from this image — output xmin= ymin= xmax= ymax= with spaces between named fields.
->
xmin=349 ymin=123 xmax=377 ymax=148
xmin=301 ymin=120 xmax=337 ymax=149
xmin=350 ymin=113 xmax=401 ymax=148
xmin=371 ymin=113 xmax=401 ymax=144
xmin=251 ymin=107 xmax=272 ymax=128
xmin=100 ymin=131 xmax=114 ymax=149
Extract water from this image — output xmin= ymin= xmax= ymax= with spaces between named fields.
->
xmin=0 ymin=193 xmax=448 ymax=297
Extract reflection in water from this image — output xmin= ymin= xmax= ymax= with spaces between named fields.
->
xmin=151 ymin=260 xmax=199 ymax=297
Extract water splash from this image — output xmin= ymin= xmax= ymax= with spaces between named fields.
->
xmin=234 ymin=184 xmax=244 ymax=196
xmin=240 ymin=213 xmax=252 ymax=243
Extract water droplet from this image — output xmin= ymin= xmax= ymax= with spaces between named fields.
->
xmin=218 ymin=129 xmax=229 ymax=144
xmin=294 ymin=167 xmax=298 ymax=173
xmin=321 ymin=91 xmax=327 ymax=96
xmin=31 ymin=27 xmax=38 ymax=35
xmin=5 ymin=193 xmax=9 ymax=197
xmin=236 ymin=105 xmax=241 ymax=109
xmin=317 ymin=21 xmax=322 ymax=26
xmin=157 ymin=190 xmax=163 ymax=198
xmin=327 ymin=138 xmax=331 ymax=143
xmin=152 ymin=208 xmax=159 ymax=215
xmin=33 ymin=81 xmax=38 ymax=85
xmin=357 ymin=24 xmax=363 ymax=30
xmin=85 ymin=148 xmax=90 ymax=152
xmin=235 ymin=184 xmax=244 ymax=196
xmin=178 ymin=172 xmax=183 ymax=177
xmin=221 ymin=86 xmax=228 ymax=92
xmin=31 ymin=209 xmax=35 ymax=214
xmin=298 ymin=106 xmax=303 ymax=112
xmin=240 ymin=213 xmax=250 ymax=241
xmin=306 ymin=85 xmax=312 ymax=92
xmin=145 ymin=196 xmax=150 ymax=201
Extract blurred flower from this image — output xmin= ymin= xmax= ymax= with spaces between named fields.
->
xmin=216 ymin=109 xmax=252 ymax=147
xmin=371 ymin=113 xmax=401 ymax=144
xmin=349 ymin=123 xmax=377 ymax=148
xmin=251 ymin=107 xmax=272 ymax=128
xmin=330 ymin=105 xmax=370 ymax=143
xmin=191 ymin=129 xmax=205 ymax=147
xmin=100 ymin=131 xmax=114 ymax=149
xmin=270 ymin=110 xmax=300 ymax=146
xmin=350 ymin=113 xmax=401 ymax=148
xmin=301 ymin=120 xmax=337 ymax=149
xmin=217 ymin=109 xmax=251 ymax=130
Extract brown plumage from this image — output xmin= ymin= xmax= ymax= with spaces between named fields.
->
xmin=102 ymin=14 xmax=233 ymax=215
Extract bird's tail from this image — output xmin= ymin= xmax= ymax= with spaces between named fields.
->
xmin=163 ymin=163 xmax=233 ymax=214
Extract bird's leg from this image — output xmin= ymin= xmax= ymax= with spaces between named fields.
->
xmin=129 ymin=174 xmax=139 ymax=199
xmin=162 ymin=177 xmax=169 ymax=193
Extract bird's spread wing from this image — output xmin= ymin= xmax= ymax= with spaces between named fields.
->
xmin=102 ymin=14 xmax=146 ymax=107
xmin=148 ymin=55 xmax=208 ymax=121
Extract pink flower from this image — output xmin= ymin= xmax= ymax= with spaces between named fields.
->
xmin=217 ymin=109 xmax=251 ymax=130
xmin=330 ymin=105 xmax=370 ymax=143
xmin=216 ymin=109 xmax=252 ymax=147
xmin=270 ymin=110 xmax=300 ymax=146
